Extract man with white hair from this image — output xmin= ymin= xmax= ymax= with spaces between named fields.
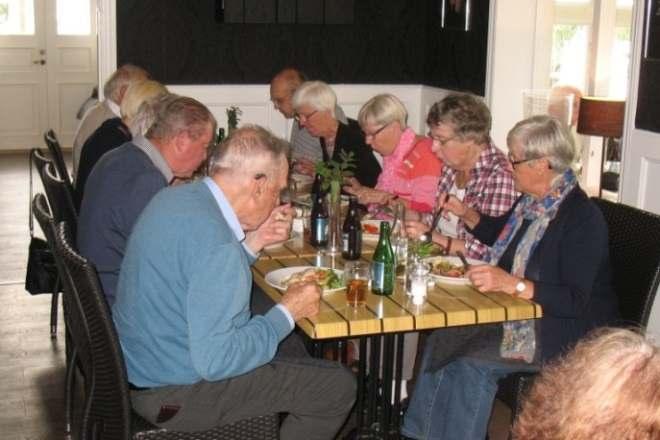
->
xmin=72 ymin=64 xmax=149 ymax=175
xmin=113 ymin=125 xmax=356 ymax=439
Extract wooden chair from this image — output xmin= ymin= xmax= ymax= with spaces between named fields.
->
xmin=496 ymin=198 xmax=660 ymax=435
xmin=51 ymin=221 xmax=280 ymax=440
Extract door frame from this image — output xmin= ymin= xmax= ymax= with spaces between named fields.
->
xmin=97 ymin=0 xmax=117 ymax=99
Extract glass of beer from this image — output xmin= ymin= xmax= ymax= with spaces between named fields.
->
xmin=344 ymin=261 xmax=370 ymax=307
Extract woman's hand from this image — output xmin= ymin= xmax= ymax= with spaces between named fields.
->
xmin=292 ymin=158 xmax=316 ymax=176
xmin=404 ymin=220 xmax=430 ymax=240
xmin=467 ymin=265 xmax=521 ymax=296
xmin=343 ymin=177 xmax=394 ymax=205
xmin=437 ymin=192 xmax=467 ymax=218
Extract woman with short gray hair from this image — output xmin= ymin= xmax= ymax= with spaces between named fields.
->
xmin=292 ymin=81 xmax=381 ymax=188
xmin=402 ymin=115 xmax=618 ymax=440
xmin=343 ymin=93 xmax=442 ymax=213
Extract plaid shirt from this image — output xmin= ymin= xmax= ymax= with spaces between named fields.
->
xmin=435 ymin=142 xmax=517 ymax=260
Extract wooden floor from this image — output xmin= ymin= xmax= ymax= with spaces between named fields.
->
xmin=0 ymin=151 xmax=511 ymax=440
xmin=0 ymin=152 xmax=66 ymax=440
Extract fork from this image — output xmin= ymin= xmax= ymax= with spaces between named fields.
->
xmin=420 ymin=194 xmax=450 ymax=243
xmin=456 ymin=251 xmax=471 ymax=270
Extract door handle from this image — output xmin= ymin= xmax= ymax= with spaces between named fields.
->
xmin=33 ymin=59 xmax=46 ymax=65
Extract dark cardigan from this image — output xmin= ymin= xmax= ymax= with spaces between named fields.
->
xmin=321 ymin=118 xmax=381 ymax=188
xmin=470 ymin=185 xmax=619 ymax=361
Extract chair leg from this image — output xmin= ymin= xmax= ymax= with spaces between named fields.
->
xmin=65 ymin=346 xmax=77 ymax=436
xmin=50 ymin=277 xmax=60 ymax=338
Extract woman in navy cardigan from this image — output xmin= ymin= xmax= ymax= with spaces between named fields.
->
xmin=402 ymin=115 xmax=619 ymax=440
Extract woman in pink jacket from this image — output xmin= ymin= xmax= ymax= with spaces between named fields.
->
xmin=344 ymin=94 xmax=442 ymax=213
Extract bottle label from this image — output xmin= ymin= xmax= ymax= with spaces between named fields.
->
xmin=342 ymin=233 xmax=349 ymax=252
xmin=313 ymin=218 xmax=328 ymax=243
xmin=372 ymin=261 xmax=385 ymax=290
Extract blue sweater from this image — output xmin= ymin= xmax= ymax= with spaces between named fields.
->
xmin=112 ymin=181 xmax=292 ymax=387
xmin=77 ymin=142 xmax=168 ymax=306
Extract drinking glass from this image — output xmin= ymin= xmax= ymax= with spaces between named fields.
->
xmin=344 ymin=261 xmax=370 ymax=307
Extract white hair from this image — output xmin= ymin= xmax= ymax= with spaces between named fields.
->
xmin=291 ymin=81 xmax=337 ymax=117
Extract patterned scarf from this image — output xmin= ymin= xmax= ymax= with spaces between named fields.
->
xmin=491 ymin=169 xmax=577 ymax=362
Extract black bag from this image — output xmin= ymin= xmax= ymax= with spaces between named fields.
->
xmin=25 ymin=150 xmax=59 ymax=295
xmin=25 ymin=237 xmax=58 ymax=295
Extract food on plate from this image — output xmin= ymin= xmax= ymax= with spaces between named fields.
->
xmin=362 ymin=222 xmax=380 ymax=235
xmin=431 ymin=260 xmax=467 ymax=278
xmin=282 ymin=268 xmax=343 ymax=290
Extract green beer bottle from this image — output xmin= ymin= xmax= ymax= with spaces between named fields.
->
xmin=371 ymin=221 xmax=395 ymax=295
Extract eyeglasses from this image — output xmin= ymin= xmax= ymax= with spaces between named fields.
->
xmin=364 ymin=123 xmax=390 ymax=139
xmin=294 ymin=110 xmax=318 ymax=122
xmin=507 ymin=152 xmax=538 ymax=167
xmin=429 ymin=134 xmax=457 ymax=147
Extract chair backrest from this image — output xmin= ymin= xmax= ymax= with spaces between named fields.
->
xmin=52 ymin=221 xmax=132 ymax=440
xmin=592 ymin=198 xmax=660 ymax=327
xmin=44 ymin=129 xmax=73 ymax=188
xmin=30 ymin=148 xmax=52 ymax=184
xmin=42 ymin=163 xmax=78 ymax=244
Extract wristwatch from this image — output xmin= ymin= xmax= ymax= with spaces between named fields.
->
xmin=515 ymin=280 xmax=526 ymax=295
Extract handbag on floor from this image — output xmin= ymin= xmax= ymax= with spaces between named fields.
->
xmin=25 ymin=151 xmax=59 ymax=295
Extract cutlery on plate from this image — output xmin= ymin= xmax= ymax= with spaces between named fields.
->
xmin=456 ymin=251 xmax=471 ymax=270
xmin=420 ymin=194 xmax=450 ymax=243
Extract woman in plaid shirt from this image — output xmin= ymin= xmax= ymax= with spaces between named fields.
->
xmin=406 ymin=93 xmax=517 ymax=260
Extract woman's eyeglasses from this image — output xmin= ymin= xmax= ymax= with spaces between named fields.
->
xmin=294 ymin=110 xmax=318 ymax=122
xmin=365 ymin=123 xmax=390 ymax=139
xmin=507 ymin=152 xmax=539 ymax=167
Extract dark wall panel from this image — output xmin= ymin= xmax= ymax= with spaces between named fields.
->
xmin=117 ymin=0 xmax=489 ymax=94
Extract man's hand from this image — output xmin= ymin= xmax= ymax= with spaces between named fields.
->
xmin=280 ymin=282 xmax=321 ymax=321
xmin=244 ymin=204 xmax=294 ymax=253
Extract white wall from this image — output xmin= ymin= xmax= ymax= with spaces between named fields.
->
xmin=485 ymin=0 xmax=539 ymax=150
xmin=619 ymin=1 xmax=660 ymax=338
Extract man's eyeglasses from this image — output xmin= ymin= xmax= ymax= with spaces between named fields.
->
xmin=364 ymin=122 xmax=390 ymax=139
xmin=294 ymin=110 xmax=318 ymax=122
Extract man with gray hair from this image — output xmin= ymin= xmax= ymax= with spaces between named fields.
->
xmin=72 ymin=64 xmax=149 ymax=175
xmin=113 ymin=125 xmax=356 ymax=439
xmin=270 ymin=67 xmax=348 ymax=176
xmin=78 ymin=94 xmax=214 ymax=306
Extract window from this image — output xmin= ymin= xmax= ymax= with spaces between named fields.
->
xmin=0 ymin=0 xmax=35 ymax=35
xmin=56 ymin=0 xmax=90 ymax=35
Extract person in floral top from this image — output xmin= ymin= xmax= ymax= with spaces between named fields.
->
xmin=344 ymin=94 xmax=442 ymax=213
xmin=405 ymin=92 xmax=517 ymax=260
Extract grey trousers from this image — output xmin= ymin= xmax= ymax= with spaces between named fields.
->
xmin=131 ymin=356 xmax=356 ymax=440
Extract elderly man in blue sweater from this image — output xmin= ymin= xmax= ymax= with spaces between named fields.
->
xmin=113 ymin=125 xmax=356 ymax=439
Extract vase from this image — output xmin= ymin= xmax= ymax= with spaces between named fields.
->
xmin=326 ymin=181 xmax=343 ymax=254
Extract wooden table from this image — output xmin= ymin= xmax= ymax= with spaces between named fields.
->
xmin=252 ymin=240 xmax=542 ymax=439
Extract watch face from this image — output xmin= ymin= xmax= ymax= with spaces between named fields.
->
xmin=516 ymin=281 xmax=526 ymax=293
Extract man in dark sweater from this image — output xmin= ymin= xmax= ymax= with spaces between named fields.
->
xmin=77 ymin=94 xmax=215 ymax=306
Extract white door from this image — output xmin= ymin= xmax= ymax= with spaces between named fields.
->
xmin=0 ymin=0 xmax=97 ymax=151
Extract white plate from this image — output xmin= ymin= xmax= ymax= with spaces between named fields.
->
xmin=265 ymin=266 xmax=345 ymax=293
xmin=424 ymin=256 xmax=484 ymax=285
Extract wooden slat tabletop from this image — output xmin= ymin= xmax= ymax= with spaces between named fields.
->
xmin=252 ymin=251 xmax=543 ymax=340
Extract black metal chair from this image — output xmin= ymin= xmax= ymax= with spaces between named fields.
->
xmin=496 ymin=198 xmax=660 ymax=435
xmin=44 ymin=129 xmax=76 ymax=212
xmin=42 ymin=161 xmax=78 ymax=243
xmin=29 ymin=149 xmax=62 ymax=337
xmin=592 ymin=197 xmax=660 ymax=327
xmin=32 ymin=193 xmax=78 ymax=435
xmin=51 ymin=221 xmax=280 ymax=440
